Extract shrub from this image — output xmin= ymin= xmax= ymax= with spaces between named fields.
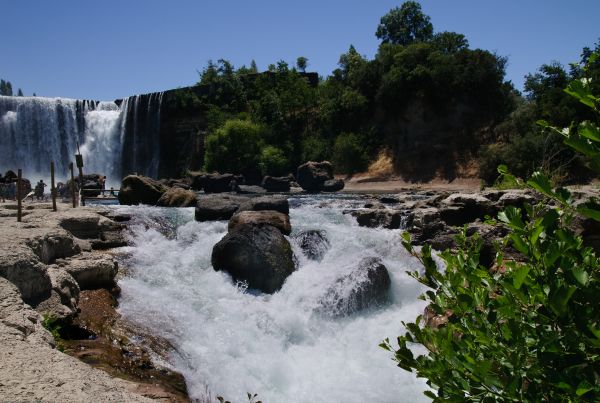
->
xmin=331 ymin=132 xmax=369 ymax=174
xmin=384 ymin=54 xmax=600 ymax=401
xmin=204 ymin=119 xmax=265 ymax=175
xmin=301 ymin=136 xmax=330 ymax=163
xmin=259 ymin=146 xmax=289 ymax=177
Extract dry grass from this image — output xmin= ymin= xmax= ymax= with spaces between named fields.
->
xmin=367 ymin=150 xmax=395 ymax=178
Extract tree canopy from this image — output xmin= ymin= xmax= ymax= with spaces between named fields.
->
xmin=375 ymin=1 xmax=433 ymax=45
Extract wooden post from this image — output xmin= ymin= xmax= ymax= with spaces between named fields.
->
xmin=16 ymin=169 xmax=22 ymax=222
xmin=69 ymin=162 xmax=77 ymax=208
xmin=50 ymin=161 xmax=57 ymax=212
xmin=76 ymin=152 xmax=85 ymax=207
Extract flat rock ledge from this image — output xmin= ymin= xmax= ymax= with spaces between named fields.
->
xmin=0 ymin=202 xmax=183 ymax=402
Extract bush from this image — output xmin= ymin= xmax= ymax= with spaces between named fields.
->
xmin=331 ymin=132 xmax=369 ymax=174
xmin=301 ymin=136 xmax=330 ymax=163
xmin=259 ymin=146 xmax=289 ymax=177
xmin=204 ymin=119 xmax=265 ymax=175
xmin=385 ymin=54 xmax=600 ymax=401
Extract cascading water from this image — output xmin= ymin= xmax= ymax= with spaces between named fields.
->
xmin=114 ymin=195 xmax=430 ymax=402
xmin=0 ymin=93 xmax=163 ymax=185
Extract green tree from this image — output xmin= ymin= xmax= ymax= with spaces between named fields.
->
xmin=250 ymin=59 xmax=258 ymax=73
xmin=17 ymin=88 xmax=23 ymax=96
xmin=384 ymin=53 xmax=600 ymax=402
xmin=431 ymin=31 xmax=469 ymax=53
xmin=331 ymin=132 xmax=369 ymax=173
xmin=296 ymin=56 xmax=308 ymax=73
xmin=204 ymin=119 xmax=265 ymax=175
xmin=375 ymin=1 xmax=433 ymax=45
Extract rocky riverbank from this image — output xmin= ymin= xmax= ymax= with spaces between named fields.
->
xmin=0 ymin=202 xmax=188 ymax=402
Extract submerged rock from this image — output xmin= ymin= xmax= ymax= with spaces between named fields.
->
xmin=293 ymin=230 xmax=330 ymax=261
xmin=211 ymin=224 xmax=295 ymax=293
xmin=318 ymin=257 xmax=391 ymax=317
xmin=118 ymin=175 xmax=168 ymax=205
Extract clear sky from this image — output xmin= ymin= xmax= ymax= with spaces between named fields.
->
xmin=2 ymin=0 xmax=599 ymax=100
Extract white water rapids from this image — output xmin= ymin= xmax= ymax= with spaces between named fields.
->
xmin=113 ymin=195 xmax=430 ymax=402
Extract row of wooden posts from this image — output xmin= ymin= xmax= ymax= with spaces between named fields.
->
xmin=15 ymin=158 xmax=84 ymax=223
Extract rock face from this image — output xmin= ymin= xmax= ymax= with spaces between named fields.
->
xmin=228 ymin=210 xmax=291 ymax=235
xmin=60 ymin=253 xmax=119 ymax=290
xmin=157 ymin=187 xmax=198 ymax=207
xmin=35 ymin=267 xmax=80 ymax=321
xmin=261 ymin=176 xmax=291 ymax=192
xmin=296 ymin=161 xmax=336 ymax=192
xmin=212 ymin=224 xmax=295 ymax=293
xmin=293 ymin=230 xmax=330 ymax=261
xmin=195 ymin=194 xmax=289 ymax=221
xmin=318 ymin=257 xmax=391 ymax=317
xmin=118 ymin=175 xmax=168 ymax=205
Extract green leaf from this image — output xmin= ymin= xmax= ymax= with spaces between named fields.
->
xmin=549 ymin=285 xmax=577 ymax=315
xmin=572 ymin=266 xmax=589 ymax=286
xmin=576 ymin=380 xmax=594 ymax=396
xmin=513 ymin=265 xmax=530 ymax=289
xmin=579 ymin=121 xmax=600 ymax=142
xmin=577 ymin=205 xmax=600 ymax=222
xmin=527 ymin=171 xmax=554 ymax=198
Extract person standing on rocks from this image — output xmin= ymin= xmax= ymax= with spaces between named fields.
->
xmin=34 ymin=180 xmax=47 ymax=201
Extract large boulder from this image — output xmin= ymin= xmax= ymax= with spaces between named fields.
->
xmin=296 ymin=161 xmax=334 ymax=192
xmin=211 ymin=224 xmax=295 ymax=293
xmin=118 ymin=175 xmax=168 ymax=205
xmin=293 ymin=230 xmax=330 ymax=261
xmin=322 ymin=179 xmax=345 ymax=192
xmin=157 ymin=187 xmax=198 ymax=207
xmin=229 ymin=210 xmax=291 ymax=235
xmin=261 ymin=176 xmax=291 ymax=192
xmin=439 ymin=193 xmax=495 ymax=226
xmin=318 ymin=257 xmax=391 ymax=317
xmin=238 ymin=196 xmax=289 ymax=215
xmin=203 ymin=173 xmax=237 ymax=193
xmin=195 ymin=194 xmax=247 ymax=221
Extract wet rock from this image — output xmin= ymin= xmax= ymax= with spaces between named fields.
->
xmin=228 ymin=210 xmax=291 ymax=235
xmin=296 ymin=161 xmax=333 ymax=192
xmin=157 ymin=187 xmax=198 ymax=207
xmin=261 ymin=176 xmax=291 ymax=192
xmin=350 ymin=209 xmax=404 ymax=229
xmin=238 ymin=195 xmax=289 ymax=215
xmin=321 ymin=178 xmax=345 ymax=192
xmin=118 ymin=175 xmax=168 ymax=205
xmin=195 ymin=194 xmax=247 ymax=221
xmin=212 ymin=224 xmax=295 ymax=293
xmin=293 ymin=230 xmax=330 ymax=261
xmin=319 ymin=257 xmax=391 ymax=317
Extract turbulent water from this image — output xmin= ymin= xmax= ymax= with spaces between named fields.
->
xmin=0 ymin=94 xmax=163 ymax=186
xmin=114 ymin=195 xmax=430 ymax=403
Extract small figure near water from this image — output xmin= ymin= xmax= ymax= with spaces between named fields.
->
xmin=34 ymin=179 xmax=47 ymax=201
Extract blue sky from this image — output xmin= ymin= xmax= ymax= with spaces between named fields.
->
xmin=2 ymin=0 xmax=599 ymax=100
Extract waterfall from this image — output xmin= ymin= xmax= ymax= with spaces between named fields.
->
xmin=0 ymin=93 xmax=164 ymax=186
xmin=113 ymin=195 xmax=431 ymax=402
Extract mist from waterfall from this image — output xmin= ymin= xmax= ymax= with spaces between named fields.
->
xmin=0 ymin=94 xmax=163 ymax=186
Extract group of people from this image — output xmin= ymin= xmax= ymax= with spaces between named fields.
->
xmin=0 ymin=171 xmax=109 ymax=203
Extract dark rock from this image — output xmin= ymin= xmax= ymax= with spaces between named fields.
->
xmin=293 ymin=230 xmax=330 ymax=261
xmin=261 ymin=176 xmax=291 ymax=192
xmin=118 ymin=175 xmax=168 ymax=205
xmin=238 ymin=196 xmax=289 ymax=215
xmin=237 ymin=185 xmax=267 ymax=194
xmin=157 ymin=187 xmax=198 ymax=207
xmin=195 ymin=194 xmax=247 ymax=221
xmin=318 ymin=257 xmax=391 ymax=316
xmin=379 ymin=196 xmax=399 ymax=204
xmin=203 ymin=173 xmax=236 ymax=193
xmin=321 ymin=178 xmax=345 ymax=192
xmin=296 ymin=161 xmax=333 ymax=192
xmin=228 ymin=210 xmax=291 ymax=235
xmin=189 ymin=172 xmax=206 ymax=191
xmin=350 ymin=209 xmax=404 ymax=229
xmin=211 ymin=224 xmax=295 ymax=293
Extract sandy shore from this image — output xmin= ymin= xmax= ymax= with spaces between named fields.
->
xmin=341 ymin=175 xmax=481 ymax=194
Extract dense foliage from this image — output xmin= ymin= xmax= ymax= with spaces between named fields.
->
xmin=0 ymin=79 xmax=23 ymax=96
xmin=384 ymin=55 xmax=600 ymax=402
